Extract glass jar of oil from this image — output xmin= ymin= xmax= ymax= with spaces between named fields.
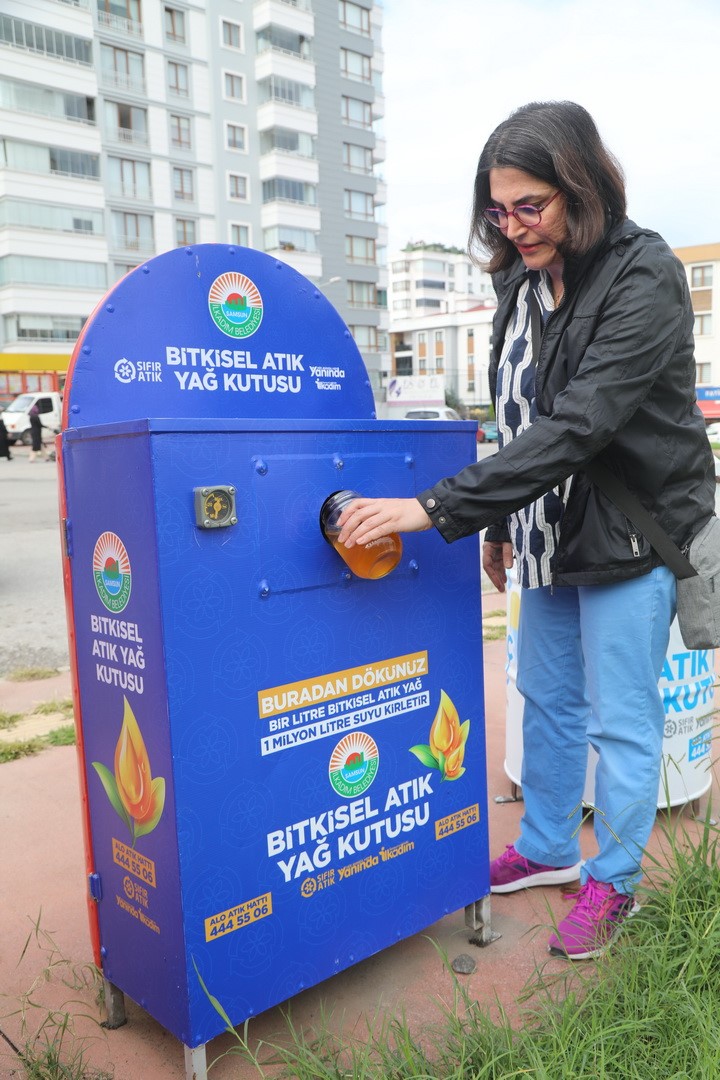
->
xmin=319 ymin=490 xmax=402 ymax=580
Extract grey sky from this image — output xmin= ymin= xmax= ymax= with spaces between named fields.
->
xmin=381 ymin=0 xmax=720 ymax=254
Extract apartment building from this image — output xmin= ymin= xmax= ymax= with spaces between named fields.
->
xmin=389 ymin=242 xmax=494 ymax=321
xmin=387 ymin=241 xmax=720 ymax=416
xmin=0 ymin=0 xmax=386 ymax=397
xmin=673 ymin=242 xmax=720 ymax=419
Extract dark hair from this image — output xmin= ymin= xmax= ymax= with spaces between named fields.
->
xmin=468 ymin=101 xmax=626 ymax=272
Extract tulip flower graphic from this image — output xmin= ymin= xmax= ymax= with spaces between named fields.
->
xmin=410 ymin=690 xmax=469 ymax=781
xmin=92 ymin=697 xmax=165 ymax=847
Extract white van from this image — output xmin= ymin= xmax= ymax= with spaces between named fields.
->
xmin=3 ymin=391 xmax=63 ymax=445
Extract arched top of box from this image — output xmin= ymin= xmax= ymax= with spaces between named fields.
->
xmin=63 ymin=246 xmax=375 ymax=429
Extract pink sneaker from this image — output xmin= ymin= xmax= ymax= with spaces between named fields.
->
xmin=490 ymin=844 xmax=582 ymax=894
xmin=548 ymin=877 xmax=636 ymax=960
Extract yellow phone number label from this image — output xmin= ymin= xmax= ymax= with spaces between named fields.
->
xmin=435 ymin=803 xmax=480 ymax=840
xmin=205 ymin=892 xmax=273 ymax=942
xmin=112 ymin=838 xmax=157 ymax=887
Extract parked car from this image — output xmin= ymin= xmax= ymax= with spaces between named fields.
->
xmin=403 ymin=408 xmax=463 ymax=421
xmin=477 ymin=421 xmax=498 ymax=443
xmin=705 ymin=422 xmax=720 ymax=441
xmin=2 ymin=391 xmax=62 ymax=445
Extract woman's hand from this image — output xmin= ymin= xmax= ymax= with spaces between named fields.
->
xmin=337 ymin=498 xmax=433 ymax=547
xmin=482 ymin=541 xmax=514 ymax=592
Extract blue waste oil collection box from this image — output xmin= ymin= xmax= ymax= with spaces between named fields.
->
xmin=59 ymin=246 xmax=490 ymax=1059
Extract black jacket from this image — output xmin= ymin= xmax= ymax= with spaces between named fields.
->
xmin=418 ymin=220 xmax=716 ymax=585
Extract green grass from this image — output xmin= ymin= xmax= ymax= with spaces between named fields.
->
xmin=204 ymin=807 xmax=720 ymax=1079
xmin=7 ymin=914 xmax=112 ymax=1080
xmin=0 ymin=710 xmax=22 ymax=730
xmin=482 ymin=624 xmax=507 ymax=641
xmin=44 ymin=725 xmax=76 ymax=747
xmin=33 ymin=698 xmax=74 ymax=720
xmin=0 ymin=738 xmax=45 ymax=763
xmin=5 ymin=667 xmax=60 ymax=682
xmin=483 ymin=608 xmax=505 ymax=620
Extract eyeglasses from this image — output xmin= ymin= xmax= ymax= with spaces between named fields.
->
xmin=483 ymin=189 xmax=562 ymax=230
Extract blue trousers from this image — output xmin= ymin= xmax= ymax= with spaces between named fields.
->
xmin=515 ymin=567 xmax=676 ymax=894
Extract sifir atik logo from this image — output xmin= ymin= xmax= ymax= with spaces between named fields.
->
xmin=329 ymin=732 xmax=379 ymax=798
xmin=93 ymin=532 xmax=132 ymax=613
xmin=208 ymin=272 xmax=263 ymax=339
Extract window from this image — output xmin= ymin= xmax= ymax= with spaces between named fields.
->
xmin=343 ymin=142 xmax=372 ymax=173
xmin=228 ymin=173 xmax=248 ymax=200
xmin=106 ymin=101 xmax=148 ymax=145
xmin=392 ymin=279 xmax=410 ymax=292
xmin=222 ymin=20 xmax=243 ymax=50
xmin=164 ymin=6 xmax=185 ymax=43
xmin=417 ymin=298 xmax=441 ymax=308
xmin=392 ymin=260 xmax=410 ymax=273
xmin=108 ymin=157 xmax=151 ymax=199
xmin=417 ymin=279 xmax=445 ymax=289
xmin=48 ymin=146 xmax=100 ymax=179
xmin=341 ymin=96 xmax=372 ymax=128
xmin=0 ymin=14 xmax=92 ymax=65
xmin=175 ymin=218 xmax=196 ymax=246
xmin=691 ymin=265 xmax=713 ymax=288
xmin=260 ymin=128 xmax=315 ymax=157
xmin=349 ymin=325 xmax=378 ymax=351
xmin=695 ymin=314 xmax=712 ymax=336
xmin=111 ymin=211 xmax=154 ymax=253
xmin=0 ymin=256 xmax=107 ymax=290
xmin=226 ymin=122 xmax=247 ymax=151
xmin=258 ymin=76 xmax=313 ymax=109
xmin=224 ymin=72 xmax=245 ymax=102
xmin=100 ymin=45 xmax=144 ymax=90
xmin=340 ymin=48 xmax=371 ymax=82
xmin=230 ymin=223 xmax=250 ymax=247
xmin=170 ymin=114 xmax=191 ymax=149
xmin=345 ymin=235 xmax=375 ymax=264
xmin=467 ymin=328 xmax=475 ymax=355
xmin=417 ymin=332 xmax=427 ymax=359
xmin=256 ymin=25 xmax=311 ymax=59
xmin=339 ymin=1 xmax=371 ymax=35
xmin=168 ymin=61 xmax=189 ymax=96
xmin=262 ymin=178 xmax=317 ymax=205
xmin=0 ymin=76 xmax=95 ymax=125
xmin=434 ymin=330 xmax=444 ymax=351
xmin=344 ymin=189 xmax=373 ymax=220
xmin=697 ymin=363 xmax=711 ymax=383
xmin=347 ymin=280 xmax=376 ymax=307
xmin=4 ymin=313 xmax=85 ymax=343
xmin=0 ymin=199 xmax=104 ymax=235
xmin=173 ymin=166 xmax=194 ymax=201
xmin=392 ymin=299 xmax=411 ymax=311
xmin=264 ymin=226 xmax=318 ymax=253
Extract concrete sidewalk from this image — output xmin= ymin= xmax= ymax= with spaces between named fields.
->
xmin=1 ymin=594 xmax=717 ymax=1079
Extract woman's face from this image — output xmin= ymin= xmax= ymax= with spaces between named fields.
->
xmin=488 ymin=167 xmax=568 ymax=282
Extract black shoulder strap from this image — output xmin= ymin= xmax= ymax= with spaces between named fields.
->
xmin=527 ymin=286 xmax=696 ymax=580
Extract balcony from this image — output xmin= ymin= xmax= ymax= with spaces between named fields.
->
xmin=253 ymin=0 xmax=314 ymax=37
xmin=107 ymin=127 xmax=149 ymax=148
xmin=99 ymin=69 xmax=147 ymax=96
xmin=113 ymin=234 xmax=154 ymax=255
xmin=97 ymin=9 xmax=143 ymax=38
xmin=107 ymin=184 xmax=152 ymax=202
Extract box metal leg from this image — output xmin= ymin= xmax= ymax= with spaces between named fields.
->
xmin=184 ymin=1043 xmax=208 ymax=1080
xmin=101 ymin=979 xmax=127 ymax=1029
xmin=465 ymin=894 xmax=499 ymax=946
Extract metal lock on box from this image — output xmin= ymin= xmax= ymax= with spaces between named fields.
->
xmin=194 ymin=486 xmax=237 ymax=529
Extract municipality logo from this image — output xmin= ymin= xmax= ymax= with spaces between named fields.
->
xmin=93 ymin=532 xmax=132 ymax=613
xmin=208 ymin=272 xmax=263 ymax=339
xmin=329 ymin=732 xmax=379 ymax=798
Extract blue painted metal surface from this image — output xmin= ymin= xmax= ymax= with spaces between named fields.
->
xmin=60 ymin=246 xmax=489 ymax=1048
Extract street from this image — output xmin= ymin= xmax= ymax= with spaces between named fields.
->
xmin=0 ymin=444 xmax=68 ymax=677
xmin=0 ymin=439 xmax=497 ymax=680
